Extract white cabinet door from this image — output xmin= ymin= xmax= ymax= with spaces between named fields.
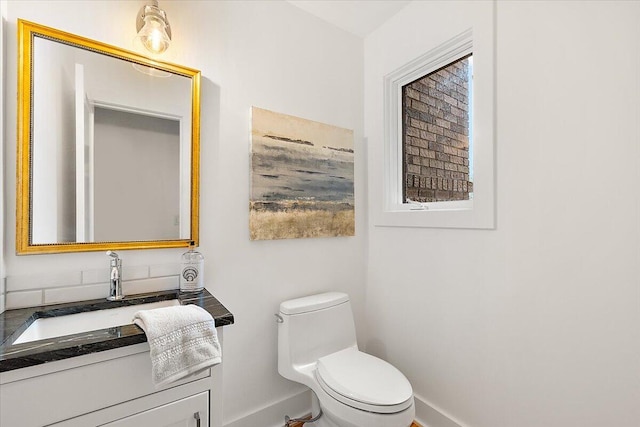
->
xmin=102 ymin=391 xmax=208 ymax=427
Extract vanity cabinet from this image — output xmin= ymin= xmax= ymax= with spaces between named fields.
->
xmin=0 ymin=340 xmax=222 ymax=427
xmin=52 ymin=391 xmax=208 ymax=427
xmin=101 ymin=392 xmax=207 ymax=427
xmin=0 ymin=290 xmax=232 ymax=427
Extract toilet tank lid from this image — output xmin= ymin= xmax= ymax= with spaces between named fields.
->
xmin=280 ymin=292 xmax=349 ymax=315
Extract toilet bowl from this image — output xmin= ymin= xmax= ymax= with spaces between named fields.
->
xmin=277 ymin=292 xmax=415 ymax=427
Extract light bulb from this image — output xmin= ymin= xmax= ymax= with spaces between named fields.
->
xmin=139 ymin=16 xmax=170 ymax=54
xmin=135 ymin=2 xmax=171 ymax=55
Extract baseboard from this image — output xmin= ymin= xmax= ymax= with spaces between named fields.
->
xmin=223 ymin=390 xmax=442 ymax=427
xmin=223 ymin=389 xmax=311 ymax=427
xmin=288 ymin=417 xmax=420 ymax=427
xmin=414 ymin=394 xmax=468 ymax=427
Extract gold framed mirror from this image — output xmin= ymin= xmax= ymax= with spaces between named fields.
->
xmin=17 ymin=19 xmax=200 ymax=254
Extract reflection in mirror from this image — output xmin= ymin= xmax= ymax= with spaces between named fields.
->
xmin=17 ymin=20 xmax=201 ymax=254
xmin=92 ymin=108 xmax=181 ymax=242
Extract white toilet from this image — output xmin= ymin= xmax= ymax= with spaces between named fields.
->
xmin=277 ymin=292 xmax=415 ymax=427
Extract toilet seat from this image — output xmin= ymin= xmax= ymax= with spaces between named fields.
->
xmin=316 ymin=348 xmax=413 ymax=414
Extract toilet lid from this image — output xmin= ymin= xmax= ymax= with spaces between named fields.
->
xmin=316 ymin=348 xmax=413 ymax=413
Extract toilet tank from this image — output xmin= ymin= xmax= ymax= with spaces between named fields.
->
xmin=278 ymin=292 xmax=357 ymax=383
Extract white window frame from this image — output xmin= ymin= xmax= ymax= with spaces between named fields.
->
xmin=378 ymin=28 xmax=495 ymax=229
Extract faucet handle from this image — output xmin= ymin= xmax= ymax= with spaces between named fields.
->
xmin=106 ymin=251 xmax=121 ymax=268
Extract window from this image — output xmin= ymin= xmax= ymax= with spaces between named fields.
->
xmin=378 ymin=28 xmax=495 ymax=229
xmin=402 ymin=54 xmax=473 ymax=204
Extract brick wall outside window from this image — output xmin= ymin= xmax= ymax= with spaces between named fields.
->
xmin=402 ymin=55 xmax=472 ymax=202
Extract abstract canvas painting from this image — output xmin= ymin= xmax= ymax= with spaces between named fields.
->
xmin=250 ymin=107 xmax=355 ymax=240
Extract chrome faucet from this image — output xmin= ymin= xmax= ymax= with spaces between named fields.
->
xmin=106 ymin=251 xmax=124 ymax=301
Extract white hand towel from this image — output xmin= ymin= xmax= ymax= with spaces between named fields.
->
xmin=133 ymin=304 xmax=221 ymax=388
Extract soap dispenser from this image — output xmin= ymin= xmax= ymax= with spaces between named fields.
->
xmin=180 ymin=241 xmax=204 ymax=293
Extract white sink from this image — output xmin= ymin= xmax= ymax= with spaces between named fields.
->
xmin=13 ymin=299 xmax=180 ymax=345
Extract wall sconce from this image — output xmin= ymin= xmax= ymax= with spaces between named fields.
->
xmin=135 ymin=0 xmax=172 ymax=55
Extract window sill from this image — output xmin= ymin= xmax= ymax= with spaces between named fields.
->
xmin=374 ymin=199 xmax=495 ymax=230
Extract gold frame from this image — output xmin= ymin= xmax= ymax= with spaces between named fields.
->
xmin=16 ymin=19 xmax=201 ymax=254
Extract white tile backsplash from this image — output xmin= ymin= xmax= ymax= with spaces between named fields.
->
xmin=44 ymin=283 xmax=110 ymax=305
xmin=5 ymin=262 xmax=180 ymax=310
xmin=82 ymin=268 xmax=111 ymax=285
xmin=0 ymin=279 xmax=4 ymax=314
xmin=6 ymin=271 xmax=82 ymax=292
xmin=123 ymin=276 xmax=179 ymax=295
xmin=122 ymin=265 xmax=150 ymax=281
xmin=6 ymin=290 xmax=44 ymax=309
xmin=149 ymin=263 xmax=181 ymax=278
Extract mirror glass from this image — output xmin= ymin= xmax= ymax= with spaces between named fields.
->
xmin=17 ymin=20 xmax=201 ymax=254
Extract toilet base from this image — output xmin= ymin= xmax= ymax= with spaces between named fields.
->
xmin=305 ymin=390 xmax=415 ymax=427
xmin=304 ymin=392 xmax=344 ymax=427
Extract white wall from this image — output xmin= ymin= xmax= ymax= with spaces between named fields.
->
xmin=0 ymin=0 xmax=6 ymax=314
xmin=365 ymin=2 xmax=640 ymax=427
xmin=2 ymin=1 xmax=365 ymax=426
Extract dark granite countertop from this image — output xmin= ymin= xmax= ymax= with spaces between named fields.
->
xmin=0 ymin=289 xmax=234 ymax=373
